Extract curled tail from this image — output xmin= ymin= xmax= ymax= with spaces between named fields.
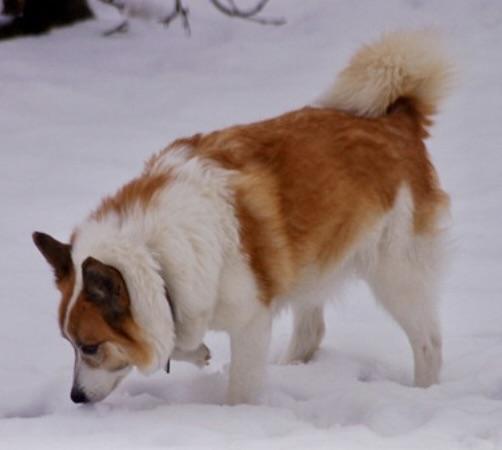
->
xmin=319 ymin=31 xmax=453 ymax=125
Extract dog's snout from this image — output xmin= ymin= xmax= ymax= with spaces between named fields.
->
xmin=70 ymin=386 xmax=89 ymax=404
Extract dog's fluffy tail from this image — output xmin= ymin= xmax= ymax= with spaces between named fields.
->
xmin=319 ymin=31 xmax=453 ymax=124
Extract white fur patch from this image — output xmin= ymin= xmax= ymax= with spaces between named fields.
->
xmin=67 ymin=146 xmax=243 ymax=376
xmin=74 ymin=354 xmax=131 ymax=402
xmin=70 ymin=222 xmax=174 ymax=374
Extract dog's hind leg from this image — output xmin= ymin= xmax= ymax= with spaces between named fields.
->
xmin=280 ymin=304 xmax=325 ymax=364
xmin=367 ymin=236 xmax=443 ymax=387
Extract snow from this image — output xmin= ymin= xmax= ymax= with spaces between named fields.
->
xmin=1 ymin=0 xmax=502 ymax=448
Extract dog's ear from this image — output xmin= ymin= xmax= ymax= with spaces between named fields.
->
xmin=82 ymin=257 xmax=129 ymax=322
xmin=32 ymin=231 xmax=72 ymax=282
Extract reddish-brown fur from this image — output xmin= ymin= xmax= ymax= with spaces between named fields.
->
xmin=56 ymin=260 xmax=152 ymax=370
xmin=150 ymin=102 xmax=448 ymax=303
xmin=66 ymin=293 xmax=151 ymax=370
xmin=57 ymin=267 xmax=75 ymax=330
xmin=91 ymin=171 xmax=170 ymax=222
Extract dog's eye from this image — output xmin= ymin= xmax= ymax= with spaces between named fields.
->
xmin=81 ymin=344 xmax=99 ymax=355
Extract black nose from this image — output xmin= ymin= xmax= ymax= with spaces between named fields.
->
xmin=71 ymin=386 xmax=89 ymax=404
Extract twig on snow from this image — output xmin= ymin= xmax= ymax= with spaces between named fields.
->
xmin=160 ymin=0 xmax=191 ymax=36
xmin=209 ymin=0 xmax=285 ymax=26
xmin=99 ymin=0 xmax=284 ymax=37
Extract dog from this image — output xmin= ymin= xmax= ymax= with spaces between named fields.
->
xmin=33 ymin=31 xmax=451 ymax=405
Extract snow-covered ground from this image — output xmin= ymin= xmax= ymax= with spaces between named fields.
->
xmin=1 ymin=0 xmax=502 ymax=448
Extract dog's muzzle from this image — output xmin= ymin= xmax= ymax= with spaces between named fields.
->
xmin=70 ymin=386 xmax=89 ymax=404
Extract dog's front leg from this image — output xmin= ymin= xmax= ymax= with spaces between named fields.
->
xmin=174 ymin=310 xmax=211 ymax=352
xmin=227 ymin=309 xmax=272 ymax=405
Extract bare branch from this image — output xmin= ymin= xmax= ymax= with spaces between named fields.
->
xmin=160 ymin=0 xmax=191 ymax=36
xmin=210 ymin=0 xmax=269 ymax=18
xmin=98 ymin=0 xmax=283 ymax=37
xmin=209 ymin=0 xmax=285 ymax=25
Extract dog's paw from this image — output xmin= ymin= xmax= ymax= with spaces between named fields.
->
xmin=192 ymin=343 xmax=211 ymax=368
xmin=277 ymin=356 xmax=305 ymax=366
xmin=277 ymin=351 xmax=312 ymax=366
xmin=172 ymin=344 xmax=211 ymax=368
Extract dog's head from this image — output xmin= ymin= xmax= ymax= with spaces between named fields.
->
xmin=32 ymin=231 xmax=173 ymax=404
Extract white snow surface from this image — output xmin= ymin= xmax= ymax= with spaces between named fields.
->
xmin=1 ymin=1 xmax=502 ymax=448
